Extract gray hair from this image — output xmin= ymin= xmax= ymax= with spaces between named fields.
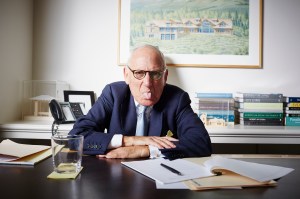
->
xmin=127 ymin=44 xmax=166 ymax=69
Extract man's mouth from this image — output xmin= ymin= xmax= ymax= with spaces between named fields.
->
xmin=142 ymin=92 xmax=152 ymax=99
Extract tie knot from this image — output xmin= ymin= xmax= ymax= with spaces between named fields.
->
xmin=138 ymin=105 xmax=147 ymax=114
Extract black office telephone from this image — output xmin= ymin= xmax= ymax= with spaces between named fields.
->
xmin=49 ymin=99 xmax=86 ymax=124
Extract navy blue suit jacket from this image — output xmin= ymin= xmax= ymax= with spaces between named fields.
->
xmin=69 ymin=81 xmax=212 ymax=159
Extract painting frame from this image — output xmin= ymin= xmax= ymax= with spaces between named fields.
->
xmin=117 ymin=0 xmax=263 ymax=68
xmin=63 ymin=90 xmax=95 ymax=111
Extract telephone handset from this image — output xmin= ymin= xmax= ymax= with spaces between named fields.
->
xmin=49 ymin=99 xmax=86 ymax=124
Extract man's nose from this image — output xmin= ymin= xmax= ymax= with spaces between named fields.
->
xmin=143 ymin=72 xmax=152 ymax=85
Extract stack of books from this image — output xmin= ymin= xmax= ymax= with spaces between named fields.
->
xmin=234 ymin=92 xmax=284 ymax=126
xmin=284 ymin=96 xmax=300 ymax=126
xmin=194 ymin=92 xmax=235 ymax=127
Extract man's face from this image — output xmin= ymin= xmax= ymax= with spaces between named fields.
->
xmin=124 ymin=47 xmax=168 ymax=106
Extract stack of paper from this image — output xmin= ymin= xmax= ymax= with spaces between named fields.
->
xmin=122 ymin=158 xmax=214 ymax=184
xmin=0 ymin=139 xmax=51 ymax=165
xmin=121 ymin=156 xmax=294 ymax=191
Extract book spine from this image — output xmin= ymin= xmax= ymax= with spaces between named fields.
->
xmin=240 ymin=118 xmax=283 ymax=122
xmin=285 ymin=117 xmax=300 ymax=126
xmin=240 ymin=120 xmax=284 ymax=126
xmin=195 ymin=92 xmax=233 ymax=98
xmin=196 ymin=104 xmax=235 ymax=110
xmin=242 ymin=103 xmax=283 ymax=110
xmin=285 ymin=110 xmax=300 ymax=114
xmin=197 ymin=98 xmax=235 ymax=103
xmin=197 ymin=110 xmax=235 ymax=115
xmin=197 ymin=101 xmax=234 ymax=105
xmin=197 ymin=107 xmax=235 ymax=110
xmin=284 ymin=97 xmax=300 ymax=103
xmin=235 ymin=98 xmax=283 ymax=103
xmin=242 ymin=112 xmax=283 ymax=118
xmin=285 ymin=107 xmax=300 ymax=110
xmin=236 ymin=93 xmax=283 ymax=99
xmin=205 ymin=114 xmax=235 ymax=121
xmin=285 ymin=114 xmax=300 ymax=117
xmin=287 ymin=102 xmax=300 ymax=107
xmin=238 ymin=108 xmax=283 ymax=113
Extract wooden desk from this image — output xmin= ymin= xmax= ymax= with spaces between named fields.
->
xmin=0 ymin=156 xmax=299 ymax=199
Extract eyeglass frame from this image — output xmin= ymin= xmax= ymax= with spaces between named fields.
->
xmin=126 ymin=65 xmax=166 ymax=80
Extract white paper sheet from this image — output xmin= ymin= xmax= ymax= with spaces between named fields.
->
xmin=122 ymin=158 xmax=213 ymax=184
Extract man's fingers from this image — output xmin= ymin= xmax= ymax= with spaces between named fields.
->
xmin=97 ymin=146 xmax=150 ymax=159
xmin=164 ymin=136 xmax=178 ymax=141
xmin=97 ymin=154 xmax=106 ymax=158
xmin=148 ymin=137 xmax=176 ymax=149
xmin=126 ymin=136 xmax=178 ymax=149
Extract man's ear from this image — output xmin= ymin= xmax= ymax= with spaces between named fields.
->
xmin=123 ymin=66 xmax=129 ymax=84
xmin=163 ymin=69 xmax=168 ymax=85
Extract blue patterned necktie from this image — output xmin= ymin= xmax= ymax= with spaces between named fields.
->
xmin=136 ymin=105 xmax=148 ymax=136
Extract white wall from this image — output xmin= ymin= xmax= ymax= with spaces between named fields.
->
xmin=0 ymin=0 xmax=33 ymax=123
xmin=33 ymin=0 xmax=123 ymax=94
xmin=1 ymin=0 xmax=300 ymax=123
xmin=32 ymin=0 xmax=300 ymax=102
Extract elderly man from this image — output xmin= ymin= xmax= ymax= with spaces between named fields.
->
xmin=69 ymin=44 xmax=212 ymax=159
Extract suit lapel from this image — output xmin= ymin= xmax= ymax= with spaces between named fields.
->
xmin=148 ymin=106 xmax=163 ymax=136
xmin=120 ymin=93 xmax=137 ymax=136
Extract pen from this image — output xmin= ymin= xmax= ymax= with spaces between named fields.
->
xmin=160 ymin=163 xmax=183 ymax=176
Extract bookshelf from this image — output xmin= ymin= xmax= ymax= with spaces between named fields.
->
xmin=0 ymin=120 xmax=72 ymax=139
xmin=1 ymin=121 xmax=300 ymax=144
xmin=207 ymin=125 xmax=300 ymax=144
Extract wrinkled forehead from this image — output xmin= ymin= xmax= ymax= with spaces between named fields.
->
xmin=128 ymin=45 xmax=165 ymax=69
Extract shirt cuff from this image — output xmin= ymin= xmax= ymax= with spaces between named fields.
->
xmin=108 ymin=134 xmax=123 ymax=149
xmin=148 ymin=145 xmax=163 ymax=159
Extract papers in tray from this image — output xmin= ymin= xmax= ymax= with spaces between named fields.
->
xmin=0 ymin=139 xmax=51 ymax=165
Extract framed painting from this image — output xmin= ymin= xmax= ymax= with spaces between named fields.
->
xmin=118 ymin=0 xmax=263 ymax=68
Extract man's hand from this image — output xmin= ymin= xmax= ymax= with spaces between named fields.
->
xmin=97 ymin=146 xmax=150 ymax=159
xmin=123 ymin=136 xmax=178 ymax=149
xmin=97 ymin=136 xmax=178 ymax=159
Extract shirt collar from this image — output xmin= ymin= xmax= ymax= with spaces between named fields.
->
xmin=134 ymin=100 xmax=153 ymax=117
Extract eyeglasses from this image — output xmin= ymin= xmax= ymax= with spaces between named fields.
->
xmin=127 ymin=65 xmax=166 ymax=80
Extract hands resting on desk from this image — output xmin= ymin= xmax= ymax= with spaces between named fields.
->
xmin=97 ymin=136 xmax=178 ymax=159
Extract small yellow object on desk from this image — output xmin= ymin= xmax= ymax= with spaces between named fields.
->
xmin=47 ymin=167 xmax=83 ymax=179
xmin=166 ymin=130 xmax=173 ymax=137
